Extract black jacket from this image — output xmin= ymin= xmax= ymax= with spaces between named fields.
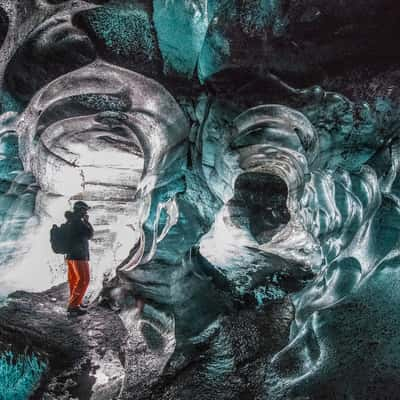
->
xmin=66 ymin=215 xmax=94 ymax=261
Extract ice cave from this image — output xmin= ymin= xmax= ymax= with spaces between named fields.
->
xmin=0 ymin=0 xmax=400 ymax=399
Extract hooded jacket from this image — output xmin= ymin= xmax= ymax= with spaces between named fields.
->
xmin=66 ymin=212 xmax=94 ymax=261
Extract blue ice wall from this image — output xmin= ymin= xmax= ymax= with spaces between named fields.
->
xmin=0 ymin=133 xmax=36 ymax=266
xmin=153 ymin=0 xmax=217 ymax=76
xmin=0 ymin=91 xmax=22 ymax=114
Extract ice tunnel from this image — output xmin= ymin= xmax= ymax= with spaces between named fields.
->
xmin=0 ymin=1 xmax=400 ymax=399
xmin=4 ymin=60 xmax=188 ymax=298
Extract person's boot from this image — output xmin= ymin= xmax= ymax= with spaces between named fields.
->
xmin=67 ymin=306 xmax=87 ymax=316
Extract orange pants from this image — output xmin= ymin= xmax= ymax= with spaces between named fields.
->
xmin=67 ymin=260 xmax=90 ymax=308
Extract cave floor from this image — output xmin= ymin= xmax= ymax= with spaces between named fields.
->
xmin=0 ymin=283 xmax=127 ymax=399
xmin=0 ymin=283 xmax=295 ymax=400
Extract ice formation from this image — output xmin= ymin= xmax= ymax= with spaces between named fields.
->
xmin=0 ymin=0 xmax=400 ymax=399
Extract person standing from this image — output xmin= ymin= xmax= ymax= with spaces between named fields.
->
xmin=66 ymin=201 xmax=94 ymax=316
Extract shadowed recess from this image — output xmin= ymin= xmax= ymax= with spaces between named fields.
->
xmin=229 ymin=172 xmax=290 ymax=244
xmin=4 ymin=19 xmax=96 ymax=103
xmin=0 ymin=7 xmax=8 ymax=49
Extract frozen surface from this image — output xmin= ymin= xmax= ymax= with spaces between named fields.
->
xmin=1 ymin=0 xmax=400 ymax=398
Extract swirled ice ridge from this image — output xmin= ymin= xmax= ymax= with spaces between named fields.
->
xmin=194 ymin=82 xmax=400 ymax=397
xmin=260 ymin=95 xmax=400 ymax=398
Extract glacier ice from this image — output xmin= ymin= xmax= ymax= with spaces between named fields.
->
xmin=0 ymin=0 xmax=400 ymax=399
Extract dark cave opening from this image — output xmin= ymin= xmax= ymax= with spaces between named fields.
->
xmin=228 ymin=172 xmax=290 ymax=244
